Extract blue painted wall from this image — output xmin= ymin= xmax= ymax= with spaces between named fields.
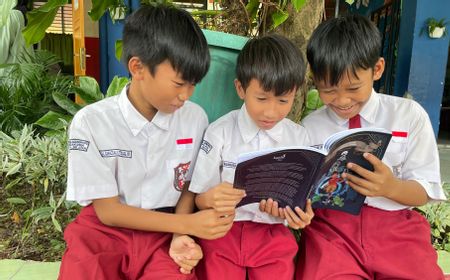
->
xmin=99 ymin=0 xmax=141 ymax=93
xmin=351 ymin=0 xmax=450 ymax=136
xmin=395 ymin=0 xmax=450 ymax=136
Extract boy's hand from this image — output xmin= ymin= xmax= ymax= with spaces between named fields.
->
xmin=259 ymin=199 xmax=314 ymax=230
xmin=188 ymin=209 xmax=235 ymax=240
xmin=283 ymin=200 xmax=314 ymax=230
xmin=196 ymin=182 xmax=246 ymax=212
xmin=343 ymin=152 xmax=397 ymax=198
xmin=259 ymin=198 xmax=285 ymax=218
xmin=169 ymin=234 xmax=202 ymax=274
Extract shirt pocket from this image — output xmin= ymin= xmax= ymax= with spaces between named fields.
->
xmin=384 ymin=137 xmax=407 ymax=178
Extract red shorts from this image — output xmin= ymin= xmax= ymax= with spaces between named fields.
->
xmin=196 ymin=221 xmax=298 ymax=280
xmin=296 ymin=206 xmax=444 ymax=280
xmin=58 ymin=205 xmax=195 ymax=280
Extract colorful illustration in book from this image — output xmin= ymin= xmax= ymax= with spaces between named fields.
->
xmin=312 ymin=151 xmax=349 ymax=207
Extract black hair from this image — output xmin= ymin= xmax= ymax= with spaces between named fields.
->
xmin=307 ymin=14 xmax=381 ymax=86
xmin=122 ymin=5 xmax=210 ymax=84
xmin=236 ymin=34 xmax=306 ymax=96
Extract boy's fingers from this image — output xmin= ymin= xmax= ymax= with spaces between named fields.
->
xmin=264 ymin=198 xmax=274 ymax=212
xmin=259 ymin=200 xmax=267 ymax=212
xmin=346 ymin=162 xmax=374 ymax=180
xmin=347 ymin=180 xmax=374 ymax=196
xmin=271 ymin=200 xmax=279 ymax=216
xmin=344 ymin=172 xmax=371 ymax=190
xmin=285 ymin=206 xmax=305 ymax=229
xmin=278 ymin=208 xmax=286 ymax=219
xmin=304 ymin=200 xmax=315 ymax=217
xmin=363 ymin=152 xmax=384 ymax=170
xmin=180 ymin=267 xmax=192 ymax=274
xmin=294 ymin=207 xmax=312 ymax=225
xmin=283 ymin=209 xmax=299 ymax=229
xmin=221 ymin=188 xmax=246 ymax=197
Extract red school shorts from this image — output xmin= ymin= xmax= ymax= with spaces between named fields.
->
xmin=196 ymin=221 xmax=298 ymax=280
xmin=58 ymin=205 xmax=195 ymax=280
xmin=296 ymin=205 xmax=445 ymax=280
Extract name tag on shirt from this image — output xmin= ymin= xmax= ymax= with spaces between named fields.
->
xmin=176 ymin=138 xmax=193 ymax=150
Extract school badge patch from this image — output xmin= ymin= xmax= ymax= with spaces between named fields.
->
xmin=173 ymin=162 xmax=191 ymax=191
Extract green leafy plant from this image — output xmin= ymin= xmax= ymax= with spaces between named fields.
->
xmin=415 ymin=183 xmax=450 ymax=251
xmin=0 ymin=125 xmax=79 ymax=260
xmin=191 ymin=0 xmax=307 ymax=37
xmin=420 ymin=17 xmax=449 ymax=38
xmin=302 ymin=88 xmax=323 ymax=119
xmin=35 ymin=75 xmax=128 ymax=133
xmin=0 ymin=50 xmax=73 ymax=135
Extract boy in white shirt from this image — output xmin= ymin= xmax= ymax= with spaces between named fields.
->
xmin=189 ymin=34 xmax=314 ymax=280
xmin=58 ymin=5 xmax=235 ymax=280
xmin=295 ymin=14 xmax=446 ymax=279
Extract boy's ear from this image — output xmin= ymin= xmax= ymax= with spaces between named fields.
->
xmin=128 ymin=57 xmax=145 ymax=80
xmin=372 ymin=58 xmax=385 ymax=81
xmin=234 ymin=79 xmax=246 ymax=100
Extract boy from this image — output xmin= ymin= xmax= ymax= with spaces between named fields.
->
xmin=58 ymin=5 xmax=235 ymax=280
xmin=189 ymin=34 xmax=315 ymax=280
xmin=298 ymin=14 xmax=447 ymax=279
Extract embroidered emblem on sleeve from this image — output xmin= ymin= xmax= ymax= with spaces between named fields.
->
xmin=69 ymin=139 xmax=90 ymax=152
xmin=223 ymin=161 xmax=237 ymax=169
xmin=200 ymin=140 xmax=213 ymax=154
xmin=99 ymin=149 xmax=132 ymax=158
xmin=173 ymin=162 xmax=191 ymax=191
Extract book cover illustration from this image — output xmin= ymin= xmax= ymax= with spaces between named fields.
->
xmin=310 ymin=130 xmax=392 ymax=214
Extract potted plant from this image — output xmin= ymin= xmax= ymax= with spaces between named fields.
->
xmin=425 ymin=17 xmax=448 ymax=39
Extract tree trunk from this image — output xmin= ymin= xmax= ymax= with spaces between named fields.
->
xmin=275 ymin=0 xmax=325 ymax=123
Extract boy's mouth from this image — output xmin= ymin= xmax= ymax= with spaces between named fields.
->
xmin=332 ymin=104 xmax=356 ymax=114
xmin=258 ymin=120 xmax=277 ymax=129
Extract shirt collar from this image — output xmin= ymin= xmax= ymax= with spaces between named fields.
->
xmin=118 ymin=84 xmax=172 ymax=136
xmin=237 ymin=104 xmax=283 ymax=143
xmin=325 ymin=89 xmax=379 ymax=128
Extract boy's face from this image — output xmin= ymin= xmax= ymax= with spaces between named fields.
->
xmin=314 ymin=58 xmax=384 ymax=120
xmin=235 ymin=78 xmax=295 ymax=130
xmin=130 ymin=59 xmax=195 ymax=117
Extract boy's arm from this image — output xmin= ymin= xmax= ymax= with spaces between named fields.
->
xmin=343 ymin=153 xmax=428 ymax=206
xmin=92 ymin=195 xmax=235 ymax=239
xmin=170 ymin=184 xmax=203 ymax=274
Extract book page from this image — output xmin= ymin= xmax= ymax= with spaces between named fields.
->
xmin=234 ymin=149 xmax=324 ymax=210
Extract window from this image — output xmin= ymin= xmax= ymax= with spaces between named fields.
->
xmin=33 ymin=2 xmax=73 ymax=34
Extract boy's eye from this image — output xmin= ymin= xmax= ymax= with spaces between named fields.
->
xmin=173 ymin=81 xmax=185 ymax=87
xmin=322 ymin=90 xmax=335 ymax=94
xmin=348 ymin=87 xmax=360 ymax=91
xmin=279 ymin=99 xmax=289 ymax=104
xmin=256 ymin=97 xmax=267 ymax=101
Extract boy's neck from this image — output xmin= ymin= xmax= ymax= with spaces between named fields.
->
xmin=128 ymin=83 xmax=158 ymax=121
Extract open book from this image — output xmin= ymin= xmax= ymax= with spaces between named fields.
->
xmin=233 ymin=128 xmax=392 ymax=215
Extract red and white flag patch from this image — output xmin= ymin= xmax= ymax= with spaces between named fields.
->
xmin=176 ymin=138 xmax=193 ymax=150
xmin=392 ymin=131 xmax=408 ymax=138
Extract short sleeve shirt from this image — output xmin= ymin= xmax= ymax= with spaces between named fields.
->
xmin=189 ymin=104 xmax=311 ymax=224
xmin=302 ymin=90 xmax=447 ymax=210
xmin=67 ymin=85 xmax=208 ymax=209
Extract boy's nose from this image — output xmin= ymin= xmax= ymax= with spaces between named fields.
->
xmin=335 ymin=94 xmax=352 ymax=107
xmin=263 ymin=103 xmax=277 ymax=118
xmin=178 ymin=86 xmax=194 ymax=101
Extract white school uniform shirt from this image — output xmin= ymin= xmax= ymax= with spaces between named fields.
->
xmin=302 ymin=89 xmax=447 ymax=210
xmin=189 ymin=104 xmax=311 ymax=224
xmin=67 ymin=85 xmax=208 ymax=209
